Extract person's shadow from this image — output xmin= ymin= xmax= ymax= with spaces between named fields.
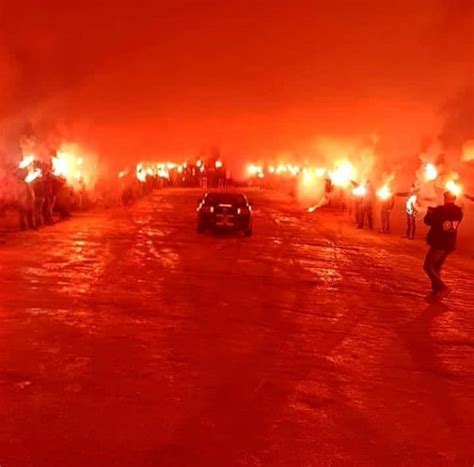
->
xmin=396 ymin=302 xmax=472 ymax=462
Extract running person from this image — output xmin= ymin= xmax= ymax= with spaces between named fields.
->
xmin=423 ymin=191 xmax=463 ymax=301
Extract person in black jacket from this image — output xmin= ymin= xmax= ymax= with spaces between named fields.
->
xmin=423 ymin=191 xmax=463 ymax=300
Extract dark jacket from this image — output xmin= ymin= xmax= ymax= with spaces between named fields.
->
xmin=424 ymin=203 xmax=463 ymax=251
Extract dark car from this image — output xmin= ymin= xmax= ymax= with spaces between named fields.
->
xmin=197 ymin=192 xmax=253 ymax=235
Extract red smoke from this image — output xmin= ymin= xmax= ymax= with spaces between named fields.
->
xmin=0 ymin=0 xmax=472 ymax=176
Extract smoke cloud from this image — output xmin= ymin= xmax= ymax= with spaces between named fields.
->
xmin=0 ymin=0 xmax=472 ymax=187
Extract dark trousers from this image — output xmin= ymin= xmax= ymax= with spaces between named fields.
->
xmin=380 ymin=209 xmax=391 ymax=233
xmin=359 ymin=206 xmax=373 ymax=229
xmin=43 ymin=196 xmax=55 ymax=224
xmin=406 ymin=214 xmax=416 ymax=239
xmin=355 ymin=204 xmax=361 ymax=225
xmin=35 ymin=198 xmax=45 ymax=227
xmin=19 ymin=208 xmax=36 ymax=230
xmin=423 ymin=247 xmax=449 ymax=292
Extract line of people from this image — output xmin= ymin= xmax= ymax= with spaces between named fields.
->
xmin=352 ymin=182 xmax=473 ymax=240
xmin=5 ymin=164 xmax=73 ymax=231
xmin=350 ymin=182 xmax=467 ymax=301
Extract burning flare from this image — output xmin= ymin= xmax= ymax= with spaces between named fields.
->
xmin=247 ymin=164 xmax=264 ymax=178
xmin=25 ymin=168 xmax=42 ymax=184
xmin=424 ymin=163 xmax=438 ymax=182
xmin=376 ymin=184 xmax=393 ymax=201
xmin=136 ymin=163 xmax=147 ymax=183
xmin=329 ymin=161 xmax=355 ymax=188
xmin=352 ymin=184 xmax=367 ymax=197
xmin=19 ymin=155 xmax=35 ymax=169
xmin=445 ymin=179 xmax=462 ymax=197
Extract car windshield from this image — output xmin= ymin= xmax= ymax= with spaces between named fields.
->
xmin=205 ymin=193 xmax=247 ymax=206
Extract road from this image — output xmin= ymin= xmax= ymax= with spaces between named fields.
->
xmin=1 ymin=189 xmax=473 ymax=466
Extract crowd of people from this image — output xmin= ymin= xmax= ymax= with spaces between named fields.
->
xmin=0 ymin=161 xmax=79 ymax=232
xmin=1 ymin=156 xmax=233 ymax=233
xmin=346 ymin=180 xmax=470 ymax=301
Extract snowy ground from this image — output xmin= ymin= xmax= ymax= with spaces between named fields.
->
xmin=1 ymin=189 xmax=473 ymax=466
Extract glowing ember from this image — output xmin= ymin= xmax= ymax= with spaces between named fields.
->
xmin=118 ymin=170 xmax=129 ymax=179
xmin=329 ymin=161 xmax=355 ymax=188
xmin=19 ymin=155 xmax=35 ymax=169
xmin=424 ymin=163 xmax=438 ymax=182
xmin=215 ymin=160 xmax=223 ymax=169
xmin=376 ymin=184 xmax=392 ymax=200
xmin=445 ymin=179 xmax=462 ymax=196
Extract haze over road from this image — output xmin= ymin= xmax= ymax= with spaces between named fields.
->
xmin=1 ymin=189 xmax=473 ymax=466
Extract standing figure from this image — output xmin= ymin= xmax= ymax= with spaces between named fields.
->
xmin=405 ymin=190 xmax=419 ymax=239
xmin=423 ymin=191 xmax=463 ymax=301
xmin=32 ymin=177 xmax=45 ymax=228
xmin=358 ymin=182 xmax=374 ymax=229
xmin=17 ymin=181 xmax=36 ymax=230
xmin=43 ymin=172 xmax=56 ymax=224
xmin=379 ymin=193 xmax=395 ymax=234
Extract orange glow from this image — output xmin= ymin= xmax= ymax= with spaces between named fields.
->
xmin=376 ymin=184 xmax=392 ymax=200
xmin=445 ymin=179 xmax=462 ymax=196
xmin=302 ymin=169 xmax=315 ymax=187
xmin=25 ymin=168 xmax=42 ymax=183
xmin=352 ymin=184 xmax=367 ymax=197
xmin=19 ymin=155 xmax=35 ymax=169
xmin=247 ymin=164 xmax=264 ymax=177
xmin=52 ymin=146 xmax=88 ymax=187
xmin=424 ymin=163 xmax=438 ymax=182
xmin=215 ymin=160 xmax=223 ymax=169
xmin=330 ymin=161 xmax=355 ymax=188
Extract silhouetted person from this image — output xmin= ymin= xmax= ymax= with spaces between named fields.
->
xmin=405 ymin=191 xmax=419 ymax=239
xmin=43 ymin=172 xmax=56 ymax=224
xmin=32 ymin=177 xmax=45 ymax=227
xmin=358 ymin=182 xmax=374 ymax=229
xmin=18 ymin=181 xmax=36 ymax=230
xmin=379 ymin=194 xmax=394 ymax=234
xmin=324 ymin=177 xmax=333 ymax=207
xmin=423 ymin=191 xmax=463 ymax=301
